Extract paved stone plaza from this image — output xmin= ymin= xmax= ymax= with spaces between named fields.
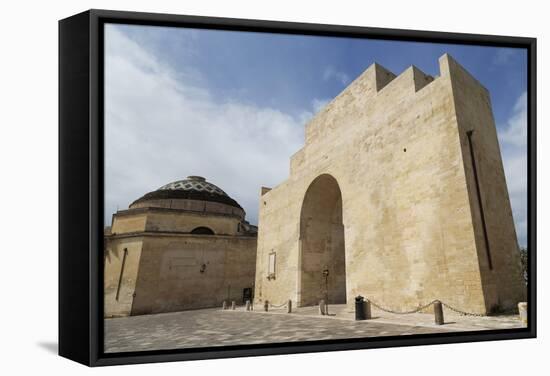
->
xmin=104 ymin=304 xmax=523 ymax=353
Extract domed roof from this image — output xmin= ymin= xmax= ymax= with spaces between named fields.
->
xmin=158 ymin=176 xmax=227 ymax=196
xmin=131 ymin=176 xmax=242 ymax=209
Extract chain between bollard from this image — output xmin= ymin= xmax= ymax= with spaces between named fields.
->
xmin=365 ymin=298 xmax=486 ymax=317
xmin=366 ymin=298 xmax=438 ymax=314
xmin=267 ymin=300 xmax=292 ymax=313
xmin=439 ymin=301 xmax=486 ymax=317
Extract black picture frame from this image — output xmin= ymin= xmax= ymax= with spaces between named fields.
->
xmin=59 ymin=8 xmax=537 ymax=367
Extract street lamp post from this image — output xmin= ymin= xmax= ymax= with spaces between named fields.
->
xmin=322 ymin=268 xmax=329 ymax=315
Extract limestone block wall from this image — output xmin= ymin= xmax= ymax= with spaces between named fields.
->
xmin=446 ymin=57 xmax=526 ymax=310
xmin=255 ymin=54 xmax=524 ymax=314
xmin=144 ymin=210 xmax=241 ymax=235
xmin=131 ymin=235 xmax=257 ymax=314
xmin=110 ymin=212 xmax=148 ymax=234
xmin=105 ymin=233 xmax=257 ymax=316
xmin=111 ymin=209 xmax=241 ymax=236
xmin=104 ymin=237 xmax=144 ymax=317
xmin=254 ymin=179 xmax=302 ymax=307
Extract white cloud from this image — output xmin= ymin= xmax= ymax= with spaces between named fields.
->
xmin=498 ymin=91 xmax=528 ymax=246
xmin=105 ymin=26 xmax=308 ymax=225
xmin=499 ymin=92 xmax=527 ymax=147
xmin=322 ymin=66 xmax=350 ymax=85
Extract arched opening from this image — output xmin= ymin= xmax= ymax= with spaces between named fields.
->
xmin=299 ymin=174 xmax=346 ymax=307
xmin=190 ymin=226 xmax=215 ymax=235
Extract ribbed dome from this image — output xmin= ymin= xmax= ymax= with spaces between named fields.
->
xmin=131 ymin=176 xmax=242 ymax=209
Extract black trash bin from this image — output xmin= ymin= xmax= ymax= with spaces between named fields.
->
xmin=355 ymin=295 xmax=366 ymax=320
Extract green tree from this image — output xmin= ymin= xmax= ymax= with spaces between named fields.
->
xmin=519 ymin=247 xmax=528 ymax=284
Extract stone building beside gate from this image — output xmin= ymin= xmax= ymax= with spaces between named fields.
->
xmin=254 ymin=54 xmax=526 ymax=314
xmin=104 ymin=176 xmax=257 ymax=317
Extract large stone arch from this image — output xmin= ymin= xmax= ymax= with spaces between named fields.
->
xmin=299 ymin=174 xmax=346 ymax=307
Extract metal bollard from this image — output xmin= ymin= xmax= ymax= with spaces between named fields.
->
xmin=245 ymin=300 xmax=251 ymax=311
xmin=287 ymin=299 xmax=292 ymax=313
xmin=231 ymin=301 xmax=236 ymax=310
xmin=518 ymin=302 xmax=527 ymax=326
xmin=434 ymin=301 xmax=444 ymax=325
xmin=355 ymin=296 xmax=366 ymax=320
xmin=264 ymin=300 xmax=269 ymax=312
xmin=319 ymin=300 xmax=326 ymax=315
xmin=222 ymin=300 xmax=227 ymax=310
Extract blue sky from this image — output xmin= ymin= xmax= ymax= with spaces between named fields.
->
xmin=104 ymin=23 xmax=528 ymax=247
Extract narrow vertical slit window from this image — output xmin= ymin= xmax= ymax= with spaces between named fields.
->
xmin=466 ymin=130 xmax=493 ymax=270
xmin=116 ymin=248 xmax=128 ymax=301
xmin=268 ymin=252 xmax=276 ymax=279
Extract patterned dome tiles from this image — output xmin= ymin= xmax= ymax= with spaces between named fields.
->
xmin=158 ymin=176 xmax=227 ymax=196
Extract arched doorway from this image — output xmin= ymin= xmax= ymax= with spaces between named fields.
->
xmin=299 ymin=174 xmax=346 ymax=307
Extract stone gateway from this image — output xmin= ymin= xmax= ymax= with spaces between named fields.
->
xmin=254 ymin=54 xmax=526 ymax=314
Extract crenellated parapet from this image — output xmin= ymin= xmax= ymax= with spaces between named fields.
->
xmin=291 ymin=59 xmax=441 ymax=175
xmin=303 ymin=61 xmax=440 ymax=144
xmin=290 ymin=54 xmax=493 ymax=177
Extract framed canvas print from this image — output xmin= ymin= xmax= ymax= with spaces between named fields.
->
xmin=59 ymin=9 xmax=536 ymax=366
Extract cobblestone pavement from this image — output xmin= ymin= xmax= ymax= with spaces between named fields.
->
xmin=104 ymin=303 xmax=521 ymax=353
